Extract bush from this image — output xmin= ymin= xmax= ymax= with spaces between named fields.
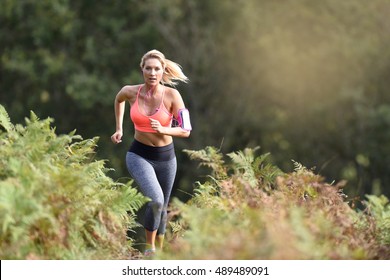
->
xmin=159 ymin=147 xmax=390 ymax=259
xmin=0 ymin=105 xmax=148 ymax=259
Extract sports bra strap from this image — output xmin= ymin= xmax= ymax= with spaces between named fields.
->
xmin=136 ymin=85 xmax=143 ymax=98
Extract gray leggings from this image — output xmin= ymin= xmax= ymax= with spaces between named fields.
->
xmin=126 ymin=140 xmax=177 ymax=234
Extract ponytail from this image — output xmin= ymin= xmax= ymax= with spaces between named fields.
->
xmin=140 ymin=50 xmax=189 ymax=86
xmin=162 ymin=58 xmax=189 ymax=86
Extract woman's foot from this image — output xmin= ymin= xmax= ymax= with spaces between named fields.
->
xmin=144 ymin=248 xmax=156 ymax=257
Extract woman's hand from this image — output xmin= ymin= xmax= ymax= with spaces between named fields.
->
xmin=149 ymin=118 xmax=165 ymax=134
xmin=111 ymin=130 xmax=123 ymax=144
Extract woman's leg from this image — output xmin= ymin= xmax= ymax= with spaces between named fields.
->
xmin=155 ymin=157 xmax=177 ymax=248
xmin=145 ymin=229 xmax=157 ymax=251
xmin=156 ymin=234 xmax=165 ymax=250
xmin=126 ymin=152 xmax=165 ymax=251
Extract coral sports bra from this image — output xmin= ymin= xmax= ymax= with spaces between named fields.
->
xmin=130 ymin=85 xmax=173 ymax=133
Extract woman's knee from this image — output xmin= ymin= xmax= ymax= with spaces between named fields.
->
xmin=148 ymin=199 xmax=164 ymax=213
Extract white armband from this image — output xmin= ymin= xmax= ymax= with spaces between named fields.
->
xmin=177 ymin=108 xmax=192 ymax=131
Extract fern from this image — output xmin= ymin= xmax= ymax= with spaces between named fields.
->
xmin=292 ymin=159 xmax=307 ymax=173
xmin=228 ymin=147 xmax=282 ymax=190
xmin=0 ymin=107 xmax=148 ymax=259
xmin=189 ymin=180 xmax=224 ymax=209
xmin=184 ymin=146 xmax=227 ymax=179
xmin=169 ymin=220 xmax=187 ymax=240
xmin=159 ymin=146 xmax=390 ymax=260
xmin=364 ymin=195 xmax=390 ymax=245
xmin=0 ymin=104 xmax=13 ymax=132
xmin=227 ymin=148 xmax=258 ymax=187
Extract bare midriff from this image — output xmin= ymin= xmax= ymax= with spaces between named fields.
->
xmin=134 ymin=130 xmax=173 ymax=147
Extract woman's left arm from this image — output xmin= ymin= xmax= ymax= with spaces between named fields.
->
xmin=150 ymin=119 xmax=191 ymax=137
xmin=149 ymin=89 xmax=191 ymax=138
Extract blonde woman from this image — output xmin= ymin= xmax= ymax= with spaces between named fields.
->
xmin=111 ymin=50 xmax=192 ymax=256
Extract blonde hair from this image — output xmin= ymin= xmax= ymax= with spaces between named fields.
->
xmin=140 ymin=49 xmax=189 ymax=86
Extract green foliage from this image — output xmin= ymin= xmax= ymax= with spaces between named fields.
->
xmin=0 ymin=105 xmax=13 ymax=133
xmin=227 ymin=148 xmax=280 ymax=189
xmin=0 ymin=106 xmax=148 ymax=259
xmin=362 ymin=195 xmax=390 ymax=246
xmin=184 ymin=146 xmax=227 ymax=179
xmin=158 ymin=147 xmax=390 ymax=260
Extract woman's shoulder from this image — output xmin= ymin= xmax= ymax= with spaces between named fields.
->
xmin=121 ymin=84 xmax=142 ymax=94
xmin=119 ymin=84 xmax=142 ymax=100
xmin=164 ymin=86 xmax=181 ymax=100
xmin=163 ymin=86 xmax=185 ymax=111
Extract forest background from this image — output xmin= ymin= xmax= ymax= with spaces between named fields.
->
xmin=1 ymin=0 xmax=390 ymax=202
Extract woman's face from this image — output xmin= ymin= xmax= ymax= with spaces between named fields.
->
xmin=142 ymin=58 xmax=164 ymax=87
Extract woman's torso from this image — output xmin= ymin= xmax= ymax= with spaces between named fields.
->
xmin=129 ymin=84 xmax=173 ymax=147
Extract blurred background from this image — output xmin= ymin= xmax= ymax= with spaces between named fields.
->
xmin=1 ymin=0 xmax=390 ymax=201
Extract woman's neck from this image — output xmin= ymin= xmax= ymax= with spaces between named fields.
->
xmin=144 ymin=84 xmax=161 ymax=98
xmin=144 ymin=84 xmax=157 ymax=95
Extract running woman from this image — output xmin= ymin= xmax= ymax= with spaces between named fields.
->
xmin=111 ymin=49 xmax=192 ymax=256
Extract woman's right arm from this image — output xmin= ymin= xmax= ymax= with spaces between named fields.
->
xmin=111 ymin=86 xmax=133 ymax=144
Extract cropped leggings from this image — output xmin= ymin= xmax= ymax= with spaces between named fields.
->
xmin=126 ymin=140 xmax=177 ymax=235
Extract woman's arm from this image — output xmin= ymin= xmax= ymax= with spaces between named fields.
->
xmin=149 ymin=118 xmax=191 ymax=137
xmin=111 ymin=86 xmax=133 ymax=144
